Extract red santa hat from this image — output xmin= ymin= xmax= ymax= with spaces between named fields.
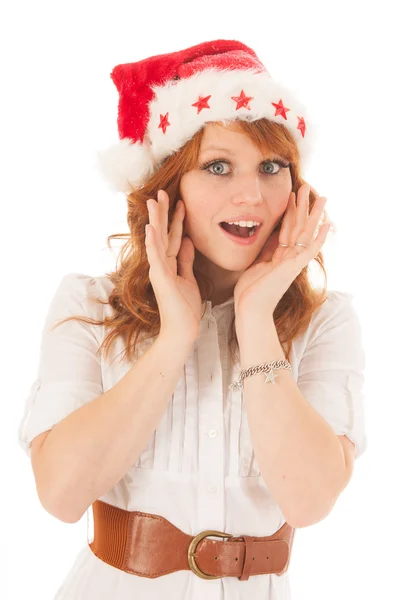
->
xmin=97 ymin=39 xmax=315 ymax=193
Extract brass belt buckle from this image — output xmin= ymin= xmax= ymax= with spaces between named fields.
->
xmin=188 ymin=529 xmax=233 ymax=579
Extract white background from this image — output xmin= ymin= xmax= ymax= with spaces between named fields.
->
xmin=2 ymin=0 xmax=399 ymax=598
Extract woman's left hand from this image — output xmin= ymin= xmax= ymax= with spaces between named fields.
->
xmin=234 ymin=183 xmax=332 ymax=322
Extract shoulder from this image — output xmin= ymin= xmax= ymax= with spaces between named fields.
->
xmin=314 ymin=289 xmax=356 ymax=319
xmin=306 ymin=289 xmax=362 ymax=343
xmin=46 ymin=272 xmax=115 ymax=322
xmin=57 ymin=272 xmax=114 ymax=303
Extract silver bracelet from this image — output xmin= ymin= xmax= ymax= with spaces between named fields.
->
xmin=228 ymin=359 xmax=292 ymax=392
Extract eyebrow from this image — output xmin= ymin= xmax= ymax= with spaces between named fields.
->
xmin=199 ymin=146 xmax=286 ymax=161
xmin=200 ymin=146 xmax=235 ymax=154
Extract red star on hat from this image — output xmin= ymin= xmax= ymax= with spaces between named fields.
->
xmin=231 ymin=90 xmax=253 ymax=110
xmin=271 ymin=99 xmax=290 ymax=120
xmin=158 ymin=113 xmax=171 ymax=134
xmin=192 ymin=95 xmax=211 ymax=114
xmin=297 ymin=116 xmax=306 ymax=138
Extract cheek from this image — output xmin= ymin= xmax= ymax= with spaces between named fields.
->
xmin=275 ymin=196 xmax=291 ymax=218
xmin=181 ymin=182 xmax=221 ymax=231
xmin=184 ymin=201 xmax=214 ymax=239
xmin=262 ymin=190 xmax=292 ymax=232
xmin=267 ymin=179 xmax=292 ymax=215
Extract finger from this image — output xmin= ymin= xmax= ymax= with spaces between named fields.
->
xmin=145 ymin=223 xmax=162 ymax=272
xmin=286 ymin=221 xmax=331 ymax=282
xmin=299 ymin=221 xmax=331 ymax=260
xmin=307 ymin=196 xmax=327 ymax=235
xmin=164 ymin=200 xmax=184 ymax=279
xmin=177 ymin=236 xmax=197 ymax=283
xmin=168 ymin=200 xmax=184 ymax=259
xmin=157 ymin=189 xmax=169 ymax=249
xmin=310 ymin=221 xmax=331 ymax=251
xmin=147 ymin=198 xmax=164 ymax=258
xmin=279 ymin=192 xmax=296 ymax=246
xmin=147 ymin=211 xmax=178 ymax=276
xmin=295 ymin=196 xmax=327 ymax=247
xmin=290 ymin=184 xmax=310 ymax=245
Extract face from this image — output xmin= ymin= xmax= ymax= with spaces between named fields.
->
xmin=179 ymin=122 xmax=293 ymax=303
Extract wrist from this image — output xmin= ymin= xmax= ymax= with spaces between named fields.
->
xmin=158 ymin=329 xmax=197 ymax=355
xmin=235 ymin=313 xmax=275 ymax=342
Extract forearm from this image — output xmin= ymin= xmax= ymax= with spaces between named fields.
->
xmin=237 ymin=317 xmax=347 ymax=529
xmin=39 ymin=331 xmax=194 ymax=523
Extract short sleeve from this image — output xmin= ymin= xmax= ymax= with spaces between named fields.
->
xmin=296 ymin=291 xmax=367 ymax=460
xmin=17 ymin=273 xmax=104 ymax=458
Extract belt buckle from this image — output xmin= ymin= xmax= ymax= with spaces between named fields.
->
xmin=188 ymin=529 xmax=233 ymax=579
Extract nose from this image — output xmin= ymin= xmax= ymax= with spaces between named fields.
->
xmin=230 ymin=174 xmax=263 ymax=206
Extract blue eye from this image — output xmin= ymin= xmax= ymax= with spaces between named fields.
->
xmin=199 ymin=158 xmax=290 ymax=176
xmin=261 ymin=162 xmax=280 ymax=175
xmin=209 ymin=161 xmax=228 ymax=175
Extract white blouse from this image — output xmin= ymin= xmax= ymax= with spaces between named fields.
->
xmin=17 ymin=273 xmax=367 ymax=600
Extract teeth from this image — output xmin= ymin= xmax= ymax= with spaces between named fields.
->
xmin=225 ymin=221 xmax=260 ymax=228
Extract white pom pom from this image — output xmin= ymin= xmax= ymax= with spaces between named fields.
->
xmin=96 ymin=138 xmax=156 ymax=193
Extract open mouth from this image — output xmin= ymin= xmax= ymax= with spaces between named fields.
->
xmin=219 ymin=222 xmax=261 ymax=238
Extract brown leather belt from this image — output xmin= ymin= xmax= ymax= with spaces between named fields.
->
xmin=88 ymin=499 xmax=296 ymax=580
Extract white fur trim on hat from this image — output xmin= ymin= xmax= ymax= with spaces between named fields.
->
xmin=96 ymin=138 xmax=156 ymax=194
xmin=148 ymin=68 xmax=314 ymax=163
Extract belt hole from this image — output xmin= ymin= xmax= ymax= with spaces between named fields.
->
xmin=214 ymin=556 xmax=218 ymax=560
xmin=235 ymin=557 xmax=238 ymax=561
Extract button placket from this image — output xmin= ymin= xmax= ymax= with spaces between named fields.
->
xmin=196 ymin=315 xmax=225 ymax=532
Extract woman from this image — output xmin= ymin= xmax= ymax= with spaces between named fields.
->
xmin=18 ymin=39 xmax=367 ymax=599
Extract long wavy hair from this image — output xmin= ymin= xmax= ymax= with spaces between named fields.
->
xmin=52 ymin=118 xmax=331 ymax=367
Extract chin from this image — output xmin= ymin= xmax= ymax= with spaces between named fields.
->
xmin=212 ymin=252 xmax=259 ymax=272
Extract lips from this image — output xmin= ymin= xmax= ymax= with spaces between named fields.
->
xmin=218 ymin=221 xmax=262 ymax=246
xmin=219 ymin=221 xmax=261 ymax=235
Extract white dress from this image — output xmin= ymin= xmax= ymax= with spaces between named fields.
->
xmin=17 ymin=273 xmax=367 ymax=600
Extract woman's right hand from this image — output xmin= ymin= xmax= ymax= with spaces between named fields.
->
xmin=145 ymin=189 xmax=202 ymax=343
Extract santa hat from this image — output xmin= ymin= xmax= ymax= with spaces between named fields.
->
xmin=97 ymin=39 xmax=316 ymax=193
